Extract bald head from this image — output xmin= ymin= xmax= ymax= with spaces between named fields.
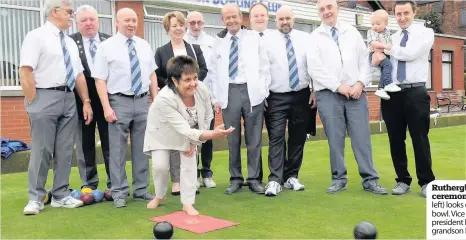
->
xmin=187 ymin=11 xmax=205 ymax=37
xmin=116 ymin=8 xmax=138 ymax=38
xmin=317 ymin=0 xmax=339 ymax=26
xmin=276 ymin=5 xmax=294 ymax=34
xmin=221 ymin=3 xmax=242 ymax=35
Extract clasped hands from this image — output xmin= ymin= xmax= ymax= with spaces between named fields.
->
xmin=337 ymin=82 xmax=364 ymax=100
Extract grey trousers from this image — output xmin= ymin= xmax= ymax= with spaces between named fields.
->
xmin=152 ymin=149 xmax=197 ymax=204
xmin=108 ymin=94 xmax=150 ymax=199
xmin=316 ymin=90 xmax=379 ymax=187
xmin=25 ymin=89 xmax=77 ymax=201
xmin=222 ymin=83 xmax=264 ymax=184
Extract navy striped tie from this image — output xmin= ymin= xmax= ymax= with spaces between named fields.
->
xmin=59 ymin=31 xmax=75 ymax=90
xmin=397 ymin=30 xmax=408 ymax=82
xmin=229 ymin=35 xmax=238 ymax=80
xmin=127 ymin=38 xmax=142 ymax=95
xmin=331 ymin=27 xmax=338 ymax=44
xmin=89 ymin=38 xmax=96 ymax=59
xmin=285 ymin=34 xmax=299 ymax=89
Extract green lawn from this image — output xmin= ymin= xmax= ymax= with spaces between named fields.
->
xmin=1 ymin=125 xmax=465 ymax=239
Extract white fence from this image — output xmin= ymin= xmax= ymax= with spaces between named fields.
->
xmin=0 ymin=0 xmax=115 ymax=90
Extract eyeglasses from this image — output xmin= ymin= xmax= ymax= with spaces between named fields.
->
xmin=188 ymin=21 xmax=204 ymax=27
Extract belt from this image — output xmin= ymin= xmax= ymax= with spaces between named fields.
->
xmin=37 ymin=86 xmax=72 ymax=92
xmin=397 ymin=82 xmax=425 ymax=89
xmin=113 ymin=92 xmax=148 ymax=99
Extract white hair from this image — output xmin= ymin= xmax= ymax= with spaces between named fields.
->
xmin=76 ymin=4 xmax=98 ymax=20
xmin=44 ymin=0 xmax=72 ymax=16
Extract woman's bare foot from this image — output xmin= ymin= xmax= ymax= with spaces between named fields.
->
xmin=147 ymin=196 xmax=167 ymax=209
xmin=183 ymin=204 xmax=199 ymax=216
xmin=172 ymin=183 xmax=180 ymax=193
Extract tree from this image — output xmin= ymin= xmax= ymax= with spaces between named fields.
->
xmin=417 ymin=11 xmax=443 ymax=33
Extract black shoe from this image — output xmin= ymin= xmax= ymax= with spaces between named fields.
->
xmin=81 ymin=185 xmax=97 ymax=190
xmin=225 ymin=183 xmax=242 ymax=195
xmin=249 ymin=182 xmax=265 ymax=194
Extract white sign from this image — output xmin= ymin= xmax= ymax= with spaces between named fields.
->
xmin=427 ymin=180 xmax=466 ymax=240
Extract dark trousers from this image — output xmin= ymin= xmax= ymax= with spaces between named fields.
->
xmin=381 ymin=85 xmax=435 ymax=187
xmin=265 ymin=88 xmax=310 ymax=184
xmin=76 ymin=110 xmax=111 ymax=189
xmin=197 ymin=116 xmax=214 ymax=179
xmin=370 ymin=52 xmax=392 ymax=89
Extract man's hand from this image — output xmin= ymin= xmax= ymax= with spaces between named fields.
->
xmin=82 ymin=102 xmax=93 ymax=125
xmin=337 ymin=83 xmax=351 ymax=99
xmin=309 ymin=92 xmax=316 ymax=109
xmin=26 ymin=90 xmax=37 ymax=105
xmin=371 ymin=41 xmax=386 ymax=50
xmin=213 ymin=103 xmax=220 ymax=114
xmin=182 ymin=144 xmax=196 ymax=158
xmin=372 ymin=52 xmax=386 ymax=66
xmin=104 ymin=106 xmax=118 ymax=123
xmin=350 ymin=82 xmax=364 ymax=99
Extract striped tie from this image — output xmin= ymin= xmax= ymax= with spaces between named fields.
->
xmin=229 ymin=35 xmax=238 ymax=80
xmin=127 ymin=38 xmax=142 ymax=95
xmin=397 ymin=30 xmax=408 ymax=82
xmin=331 ymin=27 xmax=339 ymax=44
xmin=59 ymin=31 xmax=75 ymax=90
xmin=285 ymin=34 xmax=299 ymax=89
xmin=89 ymin=38 xmax=96 ymax=59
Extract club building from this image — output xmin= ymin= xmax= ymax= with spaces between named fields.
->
xmin=1 ymin=0 xmax=464 ymax=144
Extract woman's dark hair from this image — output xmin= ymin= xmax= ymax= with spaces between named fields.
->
xmin=166 ymin=55 xmax=199 ymax=93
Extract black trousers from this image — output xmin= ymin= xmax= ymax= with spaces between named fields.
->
xmin=197 ymin=116 xmax=214 ymax=179
xmin=265 ymin=88 xmax=310 ymax=184
xmin=381 ymin=85 xmax=435 ymax=187
xmin=79 ymin=109 xmax=111 ymax=189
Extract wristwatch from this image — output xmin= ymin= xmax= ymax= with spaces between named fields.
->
xmin=83 ymin=99 xmax=91 ymax=103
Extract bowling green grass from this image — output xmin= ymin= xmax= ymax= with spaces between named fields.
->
xmin=1 ymin=125 xmax=465 ymax=239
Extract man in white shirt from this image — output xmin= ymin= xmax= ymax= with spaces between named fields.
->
xmin=93 ymin=8 xmax=158 ymax=208
xmin=372 ymin=0 xmax=435 ymax=198
xmin=70 ymin=5 xmax=112 ymax=192
xmin=248 ymin=2 xmax=271 ymax=185
xmin=183 ymin=11 xmax=217 ymax=189
xmin=209 ymin=3 xmax=270 ymax=195
xmin=261 ymin=6 xmax=315 ymax=197
xmin=307 ymin=0 xmax=387 ymax=195
xmin=20 ymin=0 xmax=93 ymax=215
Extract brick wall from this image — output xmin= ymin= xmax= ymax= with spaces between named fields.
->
xmin=431 ymin=36 xmax=465 ymax=95
xmin=417 ymin=1 xmax=466 ymax=37
xmin=1 ymin=97 xmax=31 ymax=144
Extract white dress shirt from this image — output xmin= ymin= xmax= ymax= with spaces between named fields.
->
xmin=82 ymin=33 xmax=101 ymax=73
xmin=173 ymin=47 xmax=188 ymax=57
xmin=389 ymin=23 xmax=434 ymax=84
xmin=20 ymin=21 xmax=84 ymax=88
xmin=92 ymin=32 xmax=158 ymax=95
xmin=225 ymin=31 xmax=247 ymax=84
xmin=306 ymin=22 xmax=372 ymax=92
xmin=264 ymin=29 xmax=313 ymax=93
xmin=184 ymin=31 xmax=215 ymax=69
xmin=209 ymin=29 xmax=270 ymax=109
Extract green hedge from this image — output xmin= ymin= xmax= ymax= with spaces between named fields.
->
xmin=2 ymin=115 xmax=465 ymax=174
